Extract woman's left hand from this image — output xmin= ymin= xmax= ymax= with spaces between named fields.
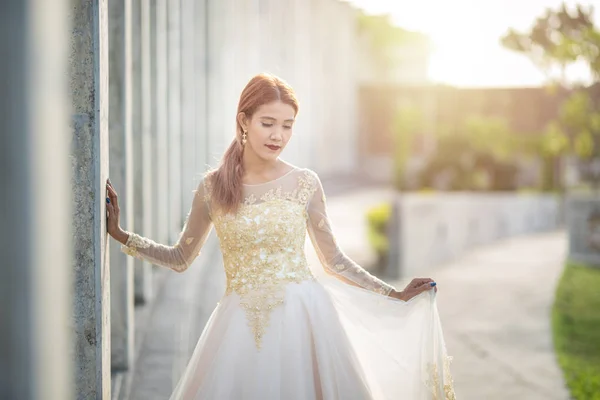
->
xmin=389 ymin=277 xmax=437 ymax=301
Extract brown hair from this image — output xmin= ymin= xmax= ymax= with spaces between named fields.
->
xmin=208 ymin=73 xmax=298 ymax=215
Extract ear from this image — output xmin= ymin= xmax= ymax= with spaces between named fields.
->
xmin=237 ymin=112 xmax=249 ymax=132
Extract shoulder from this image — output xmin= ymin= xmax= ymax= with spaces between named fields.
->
xmin=292 ymin=166 xmax=315 ymax=180
xmin=202 ymin=169 xmax=217 ymax=184
xmin=197 ymin=169 xmax=217 ymax=200
xmin=298 ymin=167 xmax=322 ymax=184
xmin=294 ymin=167 xmax=323 ymax=197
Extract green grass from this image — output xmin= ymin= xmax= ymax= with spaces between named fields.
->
xmin=552 ymin=261 xmax=600 ymax=399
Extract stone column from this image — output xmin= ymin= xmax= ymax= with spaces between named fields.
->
xmin=194 ymin=0 xmax=209 ymax=172
xmin=154 ymin=0 xmax=170 ymax=244
xmin=168 ymin=0 xmax=183 ymax=239
xmin=132 ymin=0 xmax=154 ymax=303
xmin=0 ymin=1 xmax=73 ymax=399
xmin=70 ymin=0 xmax=112 ymax=397
xmin=109 ymin=0 xmax=135 ymax=371
xmin=206 ymin=0 xmax=228 ymax=160
xmin=181 ymin=0 xmax=196 ymax=210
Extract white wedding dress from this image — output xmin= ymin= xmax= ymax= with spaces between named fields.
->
xmin=122 ymin=166 xmax=456 ymax=400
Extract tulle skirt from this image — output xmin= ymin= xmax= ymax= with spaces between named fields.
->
xmin=168 ymin=272 xmax=455 ymax=400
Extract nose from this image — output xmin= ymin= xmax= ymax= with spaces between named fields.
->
xmin=270 ymin=127 xmax=283 ymax=142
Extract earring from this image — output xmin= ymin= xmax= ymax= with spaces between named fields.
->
xmin=242 ymin=131 xmax=247 ymax=145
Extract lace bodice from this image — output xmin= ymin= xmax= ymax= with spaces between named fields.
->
xmin=122 ymin=167 xmax=395 ymax=347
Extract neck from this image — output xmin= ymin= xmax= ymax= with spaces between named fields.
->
xmin=241 ymin=146 xmax=279 ymax=175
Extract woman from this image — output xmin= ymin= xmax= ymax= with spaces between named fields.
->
xmin=106 ymin=73 xmax=456 ymax=400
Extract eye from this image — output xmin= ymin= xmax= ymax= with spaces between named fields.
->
xmin=284 ymin=125 xmax=292 ymax=130
xmin=261 ymin=123 xmax=273 ymax=128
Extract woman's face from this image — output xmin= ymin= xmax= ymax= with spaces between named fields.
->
xmin=239 ymin=100 xmax=296 ymax=161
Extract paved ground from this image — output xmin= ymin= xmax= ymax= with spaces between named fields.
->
xmin=126 ymin=186 xmax=570 ymax=400
xmin=406 ymin=232 xmax=570 ymax=400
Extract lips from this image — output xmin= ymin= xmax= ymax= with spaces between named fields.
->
xmin=265 ymin=145 xmax=281 ymax=151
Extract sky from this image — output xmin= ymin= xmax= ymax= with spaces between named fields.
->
xmin=347 ymin=0 xmax=600 ymax=87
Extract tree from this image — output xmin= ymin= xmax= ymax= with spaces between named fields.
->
xmin=502 ymin=3 xmax=600 ymax=191
xmin=501 ymin=3 xmax=600 ymax=81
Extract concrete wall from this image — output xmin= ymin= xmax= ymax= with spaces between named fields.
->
xmin=1 ymin=1 xmax=72 ymax=398
xmin=566 ymin=196 xmax=600 ymax=266
xmin=69 ymin=0 xmax=112 ymax=397
xmin=392 ymin=193 xmax=562 ymax=278
xmin=202 ymin=0 xmax=359 ymax=176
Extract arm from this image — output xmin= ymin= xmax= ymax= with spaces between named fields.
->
xmin=306 ymin=172 xmax=396 ymax=296
xmin=117 ymin=177 xmax=213 ymax=272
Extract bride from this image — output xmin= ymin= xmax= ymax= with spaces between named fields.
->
xmin=106 ymin=73 xmax=456 ymax=400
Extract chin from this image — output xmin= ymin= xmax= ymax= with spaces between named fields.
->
xmin=261 ymin=149 xmax=284 ymax=159
xmin=260 ymin=153 xmax=280 ymax=161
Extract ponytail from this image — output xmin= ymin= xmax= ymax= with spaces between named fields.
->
xmin=210 ymin=124 xmax=245 ymax=215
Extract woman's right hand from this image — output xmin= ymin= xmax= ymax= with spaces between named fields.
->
xmin=106 ymin=179 xmax=129 ymax=244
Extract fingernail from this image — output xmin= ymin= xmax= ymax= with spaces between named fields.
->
xmin=106 ymin=197 xmax=110 ymax=204
xmin=430 ymin=282 xmax=436 ymax=287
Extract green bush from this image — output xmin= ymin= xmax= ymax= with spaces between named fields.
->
xmin=366 ymin=203 xmax=392 ymax=262
xmin=552 ymin=261 xmax=600 ymax=399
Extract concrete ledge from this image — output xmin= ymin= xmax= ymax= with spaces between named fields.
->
xmin=566 ymin=195 xmax=600 ymax=267
xmin=392 ymin=192 xmax=562 ymax=277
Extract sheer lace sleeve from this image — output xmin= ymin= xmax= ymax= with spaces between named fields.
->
xmin=120 ymin=176 xmax=214 ymax=272
xmin=306 ymin=171 xmax=395 ymax=296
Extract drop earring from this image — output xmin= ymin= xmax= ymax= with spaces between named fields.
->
xmin=242 ymin=130 xmax=247 ymax=145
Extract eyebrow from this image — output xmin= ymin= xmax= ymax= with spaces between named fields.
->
xmin=260 ymin=116 xmax=295 ymax=123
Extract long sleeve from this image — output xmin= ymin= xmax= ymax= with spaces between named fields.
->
xmin=120 ymin=177 xmax=214 ymax=272
xmin=306 ymin=171 xmax=395 ymax=296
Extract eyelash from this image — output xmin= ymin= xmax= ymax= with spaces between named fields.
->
xmin=261 ymin=123 xmax=292 ymax=130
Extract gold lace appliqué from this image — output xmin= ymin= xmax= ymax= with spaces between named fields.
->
xmin=202 ymin=175 xmax=213 ymax=203
xmin=212 ymin=170 xmax=318 ymax=349
xmin=426 ymin=355 xmax=456 ymax=400
xmin=121 ymin=232 xmax=152 ymax=258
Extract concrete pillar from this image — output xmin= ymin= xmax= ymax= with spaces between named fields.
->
xmin=292 ymin=0 xmax=313 ymax=167
xmin=194 ymin=0 xmax=209 ymax=172
xmin=70 ymin=0 xmax=112 ymax=397
xmin=109 ymin=0 xmax=135 ymax=371
xmin=168 ymin=0 xmax=183 ymax=239
xmin=181 ymin=0 xmax=197 ymax=208
xmin=0 ymin=1 xmax=72 ymax=399
xmin=567 ymin=196 xmax=600 ymax=266
xmin=153 ymin=0 xmax=170 ymax=244
xmin=206 ymin=0 xmax=229 ymax=160
xmin=132 ymin=0 xmax=154 ymax=303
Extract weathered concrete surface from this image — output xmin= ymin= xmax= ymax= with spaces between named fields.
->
xmin=0 ymin=1 xmax=72 ymax=399
xmin=132 ymin=0 xmax=154 ymax=304
xmin=180 ymin=0 xmax=196 ymax=213
xmin=109 ymin=0 xmax=135 ymax=371
xmin=167 ymin=0 xmax=183 ymax=241
xmin=193 ymin=0 xmax=209 ymax=175
xmin=153 ymin=0 xmax=170 ymax=245
xmin=69 ymin=0 xmax=111 ymax=398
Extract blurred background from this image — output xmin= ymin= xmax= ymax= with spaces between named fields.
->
xmin=1 ymin=0 xmax=599 ymax=399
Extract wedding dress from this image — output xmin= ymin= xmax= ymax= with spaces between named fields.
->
xmin=121 ymin=166 xmax=456 ymax=400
